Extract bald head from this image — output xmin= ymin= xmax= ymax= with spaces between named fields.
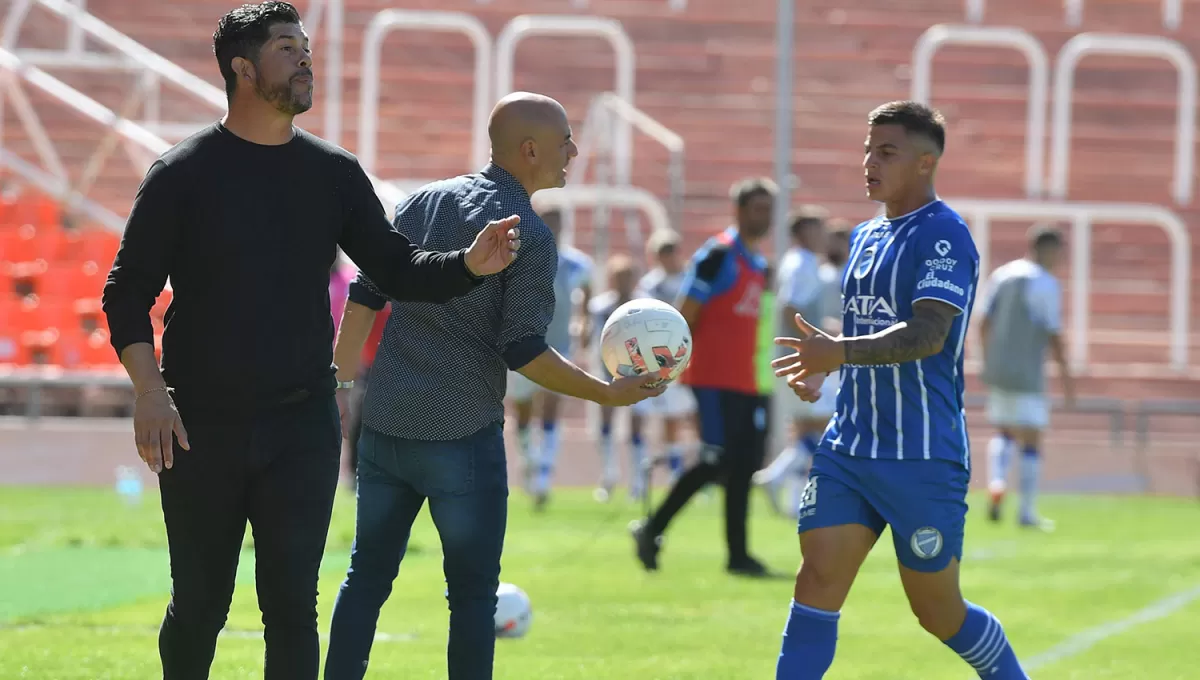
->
xmin=488 ymin=92 xmax=576 ymax=194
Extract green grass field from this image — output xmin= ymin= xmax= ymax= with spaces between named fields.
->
xmin=0 ymin=486 xmax=1197 ymax=679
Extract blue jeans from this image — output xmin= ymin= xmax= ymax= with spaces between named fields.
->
xmin=323 ymin=423 xmax=508 ymax=680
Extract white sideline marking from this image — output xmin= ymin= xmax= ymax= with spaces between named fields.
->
xmin=1022 ymin=584 xmax=1200 ymax=672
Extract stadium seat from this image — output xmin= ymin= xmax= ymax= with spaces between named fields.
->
xmin=77 ymin=231 xmax=120 ymax=269
xmin=37 ymin=260 xmax=107 ymax=301
xmin=0 ymin=224 xmax=40 ymax=263
xmin=77 ymin=328 xmax=118 ymax=367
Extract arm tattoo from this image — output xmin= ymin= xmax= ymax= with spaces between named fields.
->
xmin=842 ymin=300 xmax=958 ymax=366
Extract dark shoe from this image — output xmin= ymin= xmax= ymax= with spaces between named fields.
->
xmin=629 ymin=518 xmax=661 ymax=571
xmin=987 ymin=498 xmax=1002 ymax=522
xmin=727 ymin=555 xmax=771 ymax=578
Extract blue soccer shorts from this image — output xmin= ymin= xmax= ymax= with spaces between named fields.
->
xmin=796 ymin=448 xmax=970 ymax=573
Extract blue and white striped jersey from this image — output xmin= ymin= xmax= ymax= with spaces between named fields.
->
xmin=821 ymin=200 xmax=979 ymax=467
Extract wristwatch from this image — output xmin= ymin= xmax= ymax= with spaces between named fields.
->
xmin=336 ymin=379 xmax=355 ymax=390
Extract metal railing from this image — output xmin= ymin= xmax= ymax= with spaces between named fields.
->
xmin=911 ymin=25 xmax=1048 ymax=198
xmin=568 ymin=92 xmax=684 ymax=260
xmin=1065 ymin=0 xmax=1184 ymax=30
xmin=495 ymin=15 xmax=637 ymax=231
xmin=965 ymin=0 xmax=1183 ymax=30
xmin=531 ymin=184 xmax=672 ymax=271
xmin=0 ymin=45 xmax=168 ymax=231
xmin=304 ymin=0 xmax=344 ymax=147
xmin=358 ymin=10 xmax=492 ymax=177
xmin=0 ymin=0 xmax=407 ymax=228
xmin=1049 ymin=33 xmax=1195 ymax=206
xmin=950 ymin=199 xmax=1191 ymax=373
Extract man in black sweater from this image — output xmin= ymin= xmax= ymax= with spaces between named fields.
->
xmin=99 ymin=4 xmax=519 ymax=679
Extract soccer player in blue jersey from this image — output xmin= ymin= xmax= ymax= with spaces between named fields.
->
xmin=770 ymin=101 xmax=1030 ymax=679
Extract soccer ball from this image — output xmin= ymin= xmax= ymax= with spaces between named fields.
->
xmin=494 ymin=582 xmax=532 ymax=639
xmin=600 ymin=298 xmax=692 ymax=384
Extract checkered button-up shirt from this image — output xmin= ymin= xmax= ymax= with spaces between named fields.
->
xmin=349 ymin=164 xmax=557 ymax=441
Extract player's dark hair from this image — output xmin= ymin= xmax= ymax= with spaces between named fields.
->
xmin=1028 ymin=223 xmax=1064 ymax=251
xmin=868 ymin=100 xmax=947 ymax=155
xmin=729 ymin=177 xmax=778 ymax=209
xmin=826 ymin=218 xmax=852 ymax=266
xmin=789 ymin=204 xmax=829 ymax=239
xmin=213 ymin=2 xmax=303 ymax=99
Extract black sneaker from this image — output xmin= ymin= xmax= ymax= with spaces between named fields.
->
xmin=629 ymin=519 xmax=661 ymax=571
xmin=727 ymin=556 xmax=771 ymax=578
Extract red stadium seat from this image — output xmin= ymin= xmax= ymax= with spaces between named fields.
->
xmin=78 ymin=328 xmax=119 ymax=367
xmin=78 ymin=230 xmax=120 ymax=269
xmin=0 ymin=223 xmax=40 ymax=263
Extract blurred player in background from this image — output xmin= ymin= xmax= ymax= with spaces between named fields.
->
xmin=511 ymin=208 xmax=593 ymax=506
xmin=979 ymin=224 xmax=1073 ymax=531
xmin=631 ymin=178 xmax=776 ymax=577
xmin=632 ymin=229 xmax=695 ymax=485
xmin=755 ymin=206 xmax=838 ymax=517
xmin=586 ymin=254 xmax=643 ymax=501
xmin=772 ymin=101 xmax=1029 ymax=679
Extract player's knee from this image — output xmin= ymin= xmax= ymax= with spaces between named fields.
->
xmin=908 ymin=595 xmax=966 ymax=640
xmin=899 ymin=561 xmax=967 ymax=640
xmin=793 ymin=557 xmax=851 ymax=609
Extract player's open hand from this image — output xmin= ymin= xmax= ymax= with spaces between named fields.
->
xmin=601 ymin=373 xmax=666 ymax=407
xmin=132 ymin=388 xmax=189 ymax=474
xmin=772 ymin=313 xmax=844 ymax=383
xmin=465 ymin=215 xmax=521 ymax=277
xmin=785 ymin=374 xmax=824 ymax=403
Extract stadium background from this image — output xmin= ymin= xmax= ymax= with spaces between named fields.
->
xmin=0 ymin=0 xmax=1198 ymax=677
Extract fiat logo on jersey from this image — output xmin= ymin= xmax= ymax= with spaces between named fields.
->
xmin=853 ymin=244 xmax=878 ymax=280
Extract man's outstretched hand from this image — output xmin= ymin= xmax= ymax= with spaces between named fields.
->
xmin=773 ymin=313 xmax=842 ymax=403
xmin=464 ymin=215 xmax=522 ymax=277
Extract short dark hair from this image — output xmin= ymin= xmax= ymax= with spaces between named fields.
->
xmin=729 ymin=177 xmax=778 ymax=209
xmin=213 ymin=2 xmax=303 ymax=99
xmin=868 ymin=100 xmax=947 ymax=155
xmin=1028 ymin=223 xmax=1064 ymax=251
xmin=539 ymin=208 xmax=562 ymax=224
xmin=827 ymin=218 xmax=852 ymax=239
xmin=789 ymin=204 xmax=829 ymax=239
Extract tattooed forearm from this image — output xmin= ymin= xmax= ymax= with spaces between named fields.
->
xmin=841 ymin=300 xmax=958 ymax=366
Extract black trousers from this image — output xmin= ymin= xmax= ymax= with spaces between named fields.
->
xmin=157 ymin=392 xmax=341 ymax=680
xmin=646 ymin=388 xmax=769 ymax=564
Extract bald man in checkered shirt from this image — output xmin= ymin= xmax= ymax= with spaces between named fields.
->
xmin=322 ymin=92 xmax=661 ymax=680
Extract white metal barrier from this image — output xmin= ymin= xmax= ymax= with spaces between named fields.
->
xmin=532 ymin=184 xmax=672 ymax=265
xmin=569 ymin=92 xmax=684 ymax=247
xmin=0 ymin=45 xmax=170 ymax=229
xmin=1065 ymin=0 xmax=1184 ymax=30
xmin=951 ymin=198 xmax=1190 ymax=372
xmin=1 ymin=0 xmax=226 ymax=141
xmin=304 ymin=0 xmax=344 ymax=146
xmin=966 ymin=0 xmax=1183 ymax=30
xmin=1049 ymin=33 xmax=1196 ymax=206
xmin=0 ymin=149 xmax=125 ymax=233
xmin=358 ymin=10 xmax=491 ymax=177
xmin=912 ymin=25 xmax=1048 ymax=198
xmin=495 ymin=16 xmax=636 ymax=204
xmin=0 ymin=0 xmax=407 ymax=226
